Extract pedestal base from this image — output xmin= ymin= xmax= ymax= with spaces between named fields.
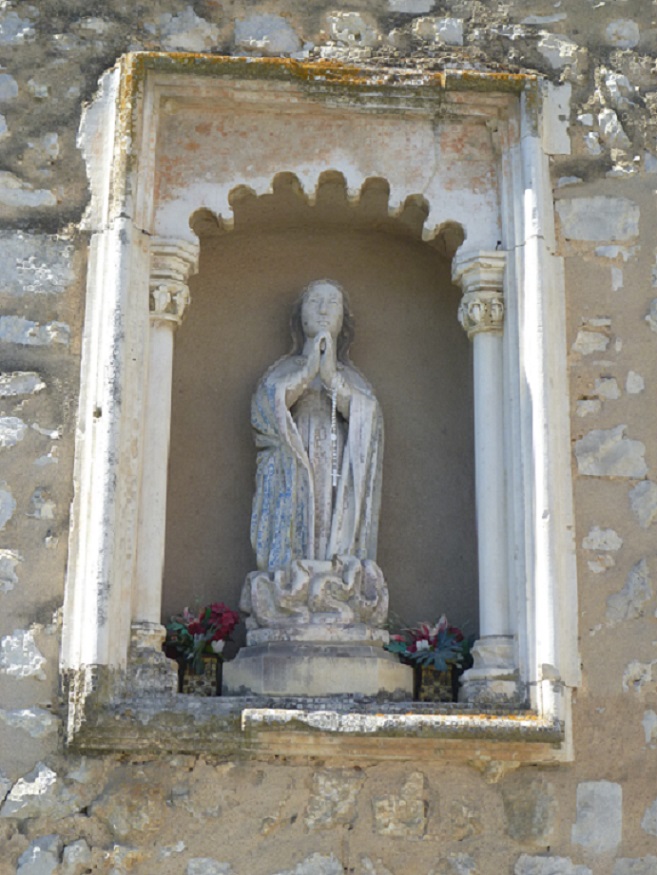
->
xmin=458 ymin=635 xmax=524 ymax=706
xmin=126 ymin=621 xmax=178 ymax=696
xmin=223 ymin=642 xmax=413 ymax=698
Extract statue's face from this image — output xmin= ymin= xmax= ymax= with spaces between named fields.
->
xmin=301 ymin=282 xmax=344 ymax=340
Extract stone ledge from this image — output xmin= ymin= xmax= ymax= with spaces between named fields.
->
xmin=68 ymin=693 xmax=565 ymax=764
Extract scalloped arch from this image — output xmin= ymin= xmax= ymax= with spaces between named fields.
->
xmin=190 ymin=171 xmax=465 ymax=259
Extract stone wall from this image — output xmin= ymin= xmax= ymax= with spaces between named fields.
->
xmin=2 ymin=1 xmax=657 ymax=874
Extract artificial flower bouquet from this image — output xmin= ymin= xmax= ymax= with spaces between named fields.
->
xmin=164 ymin=602 xmax=240 ymax=675
xmin=384 ymin=614 xmax=471 ymax=671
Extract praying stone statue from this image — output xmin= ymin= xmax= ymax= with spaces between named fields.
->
xmin=224 ymin=280 xmax=412 ymax=697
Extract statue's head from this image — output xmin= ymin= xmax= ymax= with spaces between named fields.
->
xmin=290 ymin=279 xmax=355 ymax=361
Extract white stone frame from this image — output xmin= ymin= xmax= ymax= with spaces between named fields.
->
xmin=61 ymin=54 xmax=578 ymax=760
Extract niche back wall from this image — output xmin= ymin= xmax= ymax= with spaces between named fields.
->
xmin=163 ymin=223 xmax=477 ymax=633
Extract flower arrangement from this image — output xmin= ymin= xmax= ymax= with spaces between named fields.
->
xmin=164 ymin=602 xmax=240 ymax=675
xmin=384 ymin=615 xmax=471 ymax=672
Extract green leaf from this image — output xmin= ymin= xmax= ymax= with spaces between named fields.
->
xmin=384 ymin=640 xmax=409 ymax=655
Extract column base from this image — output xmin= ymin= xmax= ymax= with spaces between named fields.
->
xmin=126 ymin=621 xmax=178 ymax=696
xmin=223 ymin=641 xmax=413 ymax=698
xmin=459 ymin=635 xmax=524 ymax=706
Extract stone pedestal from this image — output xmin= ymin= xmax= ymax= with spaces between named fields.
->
xmin=232 ymin=554 xmax=411 ymax=698
xmin=126 ymin=621 xmax=178 ymax=697
xmin=458 ymin=635 xmax=523 ymax=705
xmin=223 ymin=642 xmax=413 ymax=698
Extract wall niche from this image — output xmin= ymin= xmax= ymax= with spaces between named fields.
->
xmin=162 ymin=174 xmax=477 ymax=634
xmin=63 ymin=56 xmax=577 ymax=758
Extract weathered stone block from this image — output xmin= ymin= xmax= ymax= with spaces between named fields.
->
xmin=582 ymin=527 xmax=622 ymax=552
xmin=641 ymin=796 xmax=657 ymax=840
xmin=0 ymin=72 xmax=18 ymax=101
xmin=235 ymin=14 xmax=301 ymax=55
xmin=0 ymin=416 xmax=26 ymax=448
xmin=360 ymin=857 xmax=395 ymax=875
xmin=542 ymin=82 xmax=571 ymax=155
xmin=576 ymin=400 xmax=601 ymax=417
xmin=646 ymin=299 xmax=657 ymax=333
xmin=502 ymin=778 xmax=557 ymax=844
xmin=571 ymin=781 xmax=622 ymax=853
xmin=642 ymin=710 xmax=657 ymax=745
xmin=605 ymin=19 xmax=640 ymax=49
xmin=0 ymin=316 xmax=69 ymax=346
xmin=412 ymin=17 xmax=464 ymax=45
xmin=16 ymin=834 xmax=62 ymax=875
xmin=0 ymin=707 xmax=59 ymax=738
xmin=0 ymin=372 xmax=45 ymax=397
xmin=148 ymin=7 xmax=220 ymax=52
xmin=272 ymin=854 xmax=342 ymax=875
xmin=326 ymin=11 xmax=379 ymax=47
xmin=0 ymin=768 xmax=11 ymax=801
xmin=27 ymin=79 xmax=49 ymax=99
xmin=623 ymin=660 xmax=655 ymax=693
xmin=588 ymin=554 xmax=615 ymax=573
xmin=28 ymin=488 xmax=56 ymax=520
xmin=61 ymin=838 xmax=92 ymax=875
xmin=0 ymin=629 xmax=46 ymax=680
xmin=538 ymin=34 xmax=579 ymax=70
xmin=0 ymin=9 xmax=35 ymax=45
xmin=598 ymin=109 xmax=631 ymax=151
xmin=574 ymin=425 xmax=647 ymax=478
xmin=387 ymin=0 xmax=432 ymax=12
xmin=0 ymin=484 xmax=15 ymax=530
xmin=630 ymin=481 xmax=657 ymax=528
xmin=571 ymin=329 xmax=609 ymax=355
xmin=594 ymin=377 xmax=620 ymax=400
xmin=90 ymin=780 xmax=165 ymax=839
xmin=640 ymin=797 xmax=657 ymax=836
xmin=0 ymin=763 xmax=77 ymax=820
xmin=186 ymin=861 xmax=233 ymax=875
xmin=603 ymin=70 xmax=634 ymax=110
xmin=606 ymin=559 xmax=652 ymax=623
xmin=626 ymin=371 xmax=645 ymax=394
xmin=433 ymin=853 xmax=478 ymax=874
xmin=223 ymin=642 xmax=412 ymax=697
xmin=515 ymin=856 xmax=591 ymax=875
xmin=584 ymin=132 xmax=602 ymax=156
xmin=0 ymin=231 xmax=74 ymax=297
xmin=612 ymin=858 xmax=657 ymax=875
xmin=372 ymin=772 xmax=427 ymax=838
xmin=556 ymin=197 xmax=639 ymax=242
xmin=0 ymin=171 xmax=55 ymax=209
xmin=447 ymin=800 xmax=483 ymax=842
xmin=0 ymin=548 xmax=20 ymax=592
xmin=305 ymin=769 xmax=363 ymax=829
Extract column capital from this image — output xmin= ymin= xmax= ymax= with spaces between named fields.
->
xmin=452 ymin=249 xmax=506 ymax=339
xmin=149 ymin=237 xmax=199 ymax=326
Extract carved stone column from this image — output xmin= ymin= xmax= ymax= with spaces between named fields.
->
xmin=453 ymin=250 xmax=519 ymax=704
xmin=129 ymin=237 xmax=199 ymax=693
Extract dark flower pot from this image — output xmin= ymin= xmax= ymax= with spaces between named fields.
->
xmin=178 ymin=654 xmax=222 ymax=696
xmin=413 ymin=664 xmax=459 ymax=702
